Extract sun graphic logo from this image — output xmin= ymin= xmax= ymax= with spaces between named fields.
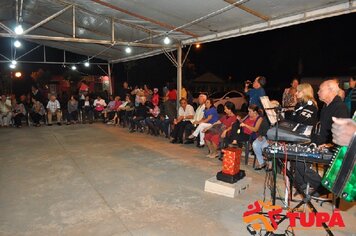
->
xmin=243 ymin=200 xmax=283 ymax=232
xmin=243 ymin=200 xmax=346 ymax=233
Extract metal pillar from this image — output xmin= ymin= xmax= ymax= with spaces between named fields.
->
xmin=108 ymin=63 xmax=113 ymax=95
xmin=176 ymin=44 xmax=182 ymax=110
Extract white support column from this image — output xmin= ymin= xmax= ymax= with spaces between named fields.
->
xmin=108 ymin=63 xmax=113 ymax=95
xmin=176 ymin=44 xmax=182 ymax=110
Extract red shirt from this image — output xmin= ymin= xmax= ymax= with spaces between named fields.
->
xmin=167 ymin=89 xmax=177 ymax=101
xmin=220 ymin=115 xmax=237 ymax=129
xmin=243 ymin=116 xmax=261 ymax=135
xmin=152 ymin=93 xmax=160 ymax=106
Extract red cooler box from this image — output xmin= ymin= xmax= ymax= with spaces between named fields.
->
xmin=222 ymin=147 xmax=242 ymax=175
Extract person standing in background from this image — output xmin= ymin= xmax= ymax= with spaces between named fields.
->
xmin=244 ymin=76 xmax=266 ymax=109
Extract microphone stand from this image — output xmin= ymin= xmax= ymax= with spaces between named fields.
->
xmin=272 ymin=106 xmax=281 ymax=205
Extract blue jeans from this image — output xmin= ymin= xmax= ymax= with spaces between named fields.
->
xmin=252 ymin=136 xmax=269 ymax=165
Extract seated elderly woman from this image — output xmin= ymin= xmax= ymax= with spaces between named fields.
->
xmin=93 ymin=95 xmax=107 ymax=120
xmin=117 ymin=94 xmax=134 ymax=127
xmin=145 ymin=101 xmax=161 ymax=136
xmin=229 ymin=104 xmax=263 ymax=145
xmin=66 ymin=95 xmax=79 ymax=125
xmin=203 ymin=101 xmax=237 ymax=158
xmin=186 ymin=98 xmax=219 ymax=147
xmin=104 ymin=96 xmax=121 ymax=124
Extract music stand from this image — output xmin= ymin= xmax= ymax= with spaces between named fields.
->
xmin=260 ymin=96 xmax=280 ymax=205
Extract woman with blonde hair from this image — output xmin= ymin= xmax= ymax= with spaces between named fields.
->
xmin=289 ymin=83 xmax=318 ymax=126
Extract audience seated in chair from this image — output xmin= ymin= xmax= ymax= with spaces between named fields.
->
xmin=11 ymin=98 xmax=26 ymax=128
xmin=252 ymin=115 xmax=271 ymax=170
xmin=186 ymin=98 xmax=219 ymax=148
xmin=104 ymin=96 xmax=121 ymax=124
xmin=183 ymin=94 xmax=207 ymax=144
xmin=229 ymin=105 xmax=263 ymax=146
xmin=170 ymin=98 xmax=195 ymax=144
xmin=129 ymin=96 xmax=149 ymax=133
xmin=159 ymin=96 xmax=177 ymax=138
xmin=30 ymin=98 xmax=45 ymax=127
xmin=145 ymin=101 xmax=161 ymax=136
xmin=117 ymin=94 xmax=134 ymax=127
xmin=66 ymin=95 xmax=79 ymax=125
xmin=46 ymin=94 xmax=62 ymax=126
xmin=93 ymin=95 xmax=107 ymax=120
xmin=0 ymin=94 xmax=12 ymax=127
xmin=82 ymin=95 xmax=94 ymax=124
xmin=203 ymin=101 xmax=236 ymax=158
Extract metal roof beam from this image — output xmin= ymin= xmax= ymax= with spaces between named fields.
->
xmin=0 ymin=21 xmax=14 ymax=34
xmin=0 ymin=32 xmax=175 ymax=48
xmin=90 ymin=0 xmax=198 ymax=38
xmin=0 ymin=60 xmax=108 ymax=65
xmin=183 ymin=2 xmax=356 ymax=45
xmin=22 ymin=4 xmax=72 ymax=35
xmin=224 ymin=0 xmax=269 ymax=21
xmin=57 ymin=0 xmax=158 ymax=36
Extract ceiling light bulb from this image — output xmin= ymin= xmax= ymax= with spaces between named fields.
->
xmin=71 ymin=65 xmax=77 ymax=70
xmin=9 ymin=64 xmax=16 ymax=69
xmin=14 ymin=25 xmax=24 ymax=35
xmin=125 ymin=47 xmax=132 ymax=54
xmin=14 ymin=40 xmax=22 ymax=48
xmin=84 ymin=61 xmax=90 ymax=67
xmin=11 ymin=60 xmax=17 ymax=65
xmin=195 ymin=43 xmax=201 ymax=49
xmin=163 ymin=36 xmax=171 ymax=45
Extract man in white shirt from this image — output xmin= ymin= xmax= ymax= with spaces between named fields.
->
xmin=170 ymin=98 xmax=195 ymax=144
xmin=46 ymin=94 xmax=62 ymax=126
xmin=183 ymin=94 xmax=207 ymax=144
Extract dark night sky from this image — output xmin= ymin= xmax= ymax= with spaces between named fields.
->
xmin=114 ymin=12 xmax=356 ymax=91
xmin=1 ymin=12 xmax=355 ymax=96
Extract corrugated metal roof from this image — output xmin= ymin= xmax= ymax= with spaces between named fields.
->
xmin=0 ymin=0 xmax=355 ymax=63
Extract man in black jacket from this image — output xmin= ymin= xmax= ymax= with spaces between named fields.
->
xmin=314 ymin=80 xmax=349 ymax=146
xmin=295 ymin=80 xmax=349 ymax=196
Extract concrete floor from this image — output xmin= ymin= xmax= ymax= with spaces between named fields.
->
xmin=0 ymin=124 xmax=355 ymax=236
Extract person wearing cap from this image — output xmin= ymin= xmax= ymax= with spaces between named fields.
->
xmin=152 ymin=88 xmax=160 ymax=107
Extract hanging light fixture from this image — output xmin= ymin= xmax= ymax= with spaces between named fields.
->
xmin=163 ymin=35 xmax=171 ymax=45
xmin=84 ymin=61 xmax=90 ymax=67
xmin=14 ymin=40 xmax=22 ymax=48
xmin=9 ymin=64 xmax=16 ymax=69
xmin=125 ymin=46 xmax=132 ymax=54
xmin=195 ymin=43 xmax=201 ymax=49
xmin=14 ymin=25 xmax=24 ymax=35
xmin=11 ymin=60 xmax=17 ymax=65
xmin=71 ymin=65 xmax=77 ymax=70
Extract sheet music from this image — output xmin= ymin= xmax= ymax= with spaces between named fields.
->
xmin=302 ymin=125 xmax=313 ymax=136
xmin=260 ymin=96 xmax=277 ymax=125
